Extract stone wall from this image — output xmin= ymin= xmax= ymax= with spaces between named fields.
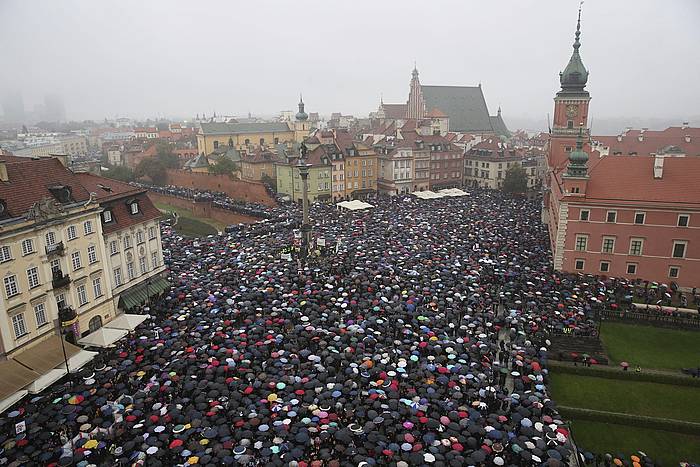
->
xmin=164 ymin=170 xmax=276 ymax=206
xmin=146 ymin=191 xmax=260 ymax=226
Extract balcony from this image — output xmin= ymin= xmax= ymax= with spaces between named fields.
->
xmin=52 ymin=270 xmax=71 ymax=289
xmin=45 ymin=241 xmax=65 ymax=257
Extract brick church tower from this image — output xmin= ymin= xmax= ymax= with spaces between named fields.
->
xmin=406 ymin=65 xmax=425 ymax=119
xmin=548 ymin=8 xmax=591 ymax=170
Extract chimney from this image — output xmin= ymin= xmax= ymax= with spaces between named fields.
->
xmin=616 ymin=134 xmax=623 ymax=142
xmin=0 ymin=161 xmax=8 ymax=182
xmin=653 ymin=155 xmax=664 ymax=179
xmin=49 ymin=153 xmax=69 ymax=167
xmin=685 ymin=135 xmax=691 ymax=143
xmin=641 ymin=128 xmax=648 ymax=133
xmin=682 ymin=121 xmax=689 ymax=129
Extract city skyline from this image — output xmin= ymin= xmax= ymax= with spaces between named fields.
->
xmin=1 ymin=0 xmax=699 ymax=127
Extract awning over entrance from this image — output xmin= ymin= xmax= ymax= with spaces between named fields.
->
xmin=0 ymin=390 xmax=28 ymax=414
xmin=27 ymin=368 xmax=67 ymax=394
xmin=106 ymin=313 xmax=148 ymax=331
xmin=61 ymin=350 xmax=99 ymax=372
xmin=0 ymin=359 xmax=40 ymax=403
xmin=78 ymin=327 xmax=128 ymax=348
xmin=12 ymin=336 xmax=82 ymax=374
xmin=117 ymin=276 xmax=171 ymax=310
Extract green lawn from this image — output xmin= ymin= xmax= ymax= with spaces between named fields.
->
xmin=155 ymin=202 xmax=224 ymax=237
xmin=570 ymin=419 xmax=700 ymax=465
xmin=601 ymin=321 xmax=700 ymax=370
xmin=549 ymin=373 xmax=700 ymax=423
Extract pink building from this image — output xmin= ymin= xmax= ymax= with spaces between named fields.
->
xmin=544 ymin=11 xmax=700 ymax=290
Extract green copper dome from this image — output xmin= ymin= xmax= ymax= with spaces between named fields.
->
xmin=559 ymin=9 xmax=589 ymax=93
xmin=567 ymin=126 xmax=589 ymax=178
xmin=296 ymin=95 xmax=308 ymax=121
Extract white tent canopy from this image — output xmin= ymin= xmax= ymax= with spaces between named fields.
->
xmin=438 ymin=188 xmax=469 ymax=197
xmin=106 ymin=313 xmax=148 ymax=331
xmin=413 ymin=190 xmax=446 ymax=200
xmin=61 ymin=350 xmax=99 ymax=372
xmin=78 ymin=327 xmax=128 ymax=348
xmin=337 ymin=200 xmax=374 ymax=211
xmin=27 ymin=369 xmax=67 ymax=394
xmin=0 ymin=390 xmax=28 ymax=414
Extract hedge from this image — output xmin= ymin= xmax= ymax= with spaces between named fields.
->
xmin=547 ymin=360 xmax=700 ymax=388
xmin=559 ymin=406 xmax=700 ymax=436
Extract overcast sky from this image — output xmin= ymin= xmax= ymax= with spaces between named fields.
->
xmin=2 ymin=0 xmax=699 ymax=128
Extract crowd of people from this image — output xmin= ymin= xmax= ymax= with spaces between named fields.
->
xmin=137 ymin=183 xmax=281 ymax=219
xmin=0 ymin=190 xmax=681 ymax=466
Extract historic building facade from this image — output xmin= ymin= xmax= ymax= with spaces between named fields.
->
xmin=544 ymin=11 xmax=700 ymax=290
xmin=197 ymin=98 xmax=312 ymax=156
xmin=75 ymin=174 xmax=168 ymax=313
xmin=0 ymin=157 xmax=114 ymax=358
xmin=376 ymin=66 xmax=509 ymax=137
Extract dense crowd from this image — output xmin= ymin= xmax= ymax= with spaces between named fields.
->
xmin=0 ymin=191 xmax=686 ymax=466
xmin=137 ymin=183 xmax=282 ymax=219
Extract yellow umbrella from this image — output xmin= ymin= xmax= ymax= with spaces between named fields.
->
xmin=188 ymin=456 xmax=200 ymax=464
xmin=84 ymin=439 xmax=98 ymax=449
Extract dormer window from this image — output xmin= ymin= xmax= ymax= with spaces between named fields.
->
xmin=128 ymin=200 xmax=139 ymax=215
xmin=48 ymin=185 xmax=73 ymax=204
xmin=103 ymin=210 xmax=113 ymax=223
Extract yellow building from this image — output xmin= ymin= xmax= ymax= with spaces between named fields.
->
xmin=75 ymin=174 xmax=168 ymax=313
xmin=328 ymin=130 xmax=379 ymax=200
xmin=241 ymin=147 xmax=279 ymax=182
xmin=275 ymin=145 xmax=332 ymax=203
xmin=196 ymin=98 xmax=312 ymax=156
xmin=0 ymin=156 xmax=114 ymax=361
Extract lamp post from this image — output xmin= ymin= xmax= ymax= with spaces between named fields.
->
xmin=57 ymin=305 xmax=76 ymax=387
xmin=297 ymin=143 xmax=312 ymax=264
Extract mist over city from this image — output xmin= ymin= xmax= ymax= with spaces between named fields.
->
xmin=0 ymin=1 xmax=699 ymax=466
xmin=1 ymin=0 xmax=699 ymax=133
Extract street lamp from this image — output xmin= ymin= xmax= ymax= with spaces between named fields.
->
xmin=57 ymin=305 xmax=77 ymax=386
xmin=297 ymin=143 xmax=313 ymax=264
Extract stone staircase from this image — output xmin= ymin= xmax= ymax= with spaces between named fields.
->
xmin=549 ymin=335 xmax=609 ymax=365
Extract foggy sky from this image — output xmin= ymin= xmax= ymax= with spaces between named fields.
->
xmin=2 ymin=0 xmax=699 ymax=127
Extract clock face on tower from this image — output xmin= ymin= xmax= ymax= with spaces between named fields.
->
xmin=566 ymin=104 xmax=578 ymax=118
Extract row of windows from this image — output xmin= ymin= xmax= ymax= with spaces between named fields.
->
xmin=213 ymin=137 xmax=281 ymax=149
xmin=10 ymin=277 xmax=103 ymax=340
xmin=579 ymin=210 xmax=690 ymax=227
xmin=430 ymin=172 xmax=462 ymax=180
xmin=0 ymin=221 xmax=95 ymax=263
xmin=3 ymin=246 xmax=99 ymax=300
xmin=332 ymin=180 xmax=374 ymax=191
xmin=574 ymin=234 xmax=688 ymax=258
xmin=113 ymin=252 xmax=160 ymax=287
xmin=109 ymin=227 xmax=158 ymax=255
xmin=574 ymin=260 xmax=681 ymax=279
xmin=102 ymin=201 xmax=142 ymax=223
xmin=346 ymin=169 xmax=373 ymax=178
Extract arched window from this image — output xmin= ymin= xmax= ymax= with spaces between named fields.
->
xmin=89 ymin=315 xmax=103 ymax=333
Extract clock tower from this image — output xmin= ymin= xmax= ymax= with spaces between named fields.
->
xmin=549 ymin=7 xmax=591 ymax=170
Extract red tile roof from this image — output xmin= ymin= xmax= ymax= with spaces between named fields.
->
xmin=381 ymin=104 xmax=407 ymax=119
xmin=426 ymin=108 xmax=448 ymax=118
xmin=593 ymin=126 xmax=700 ymax=157
xmin=75 ymin=173 xmax=141 ymax=202
xmin=102 ymin=192 xmax=162 ymax=234
xmin=559 ymin=155 xmax=700 ymax=206
xmin=0 ymin=158 xmax=91 ymax=218
xmin=243 ymin=147 xmax=279 ymax=164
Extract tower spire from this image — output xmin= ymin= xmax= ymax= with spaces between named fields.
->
xmin=566 ymin=124 xmax=589 ymax=178
xmin=296 ymin=93 xmax=308 ymax=121
xmin=559 ymin=2 xmax=589 ymax=94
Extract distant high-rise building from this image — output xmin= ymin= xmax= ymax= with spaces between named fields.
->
xmin=1 ymin=91 xmax=26 ymax=123
xmin=42 ymin=94 xmax=66 ymax=122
